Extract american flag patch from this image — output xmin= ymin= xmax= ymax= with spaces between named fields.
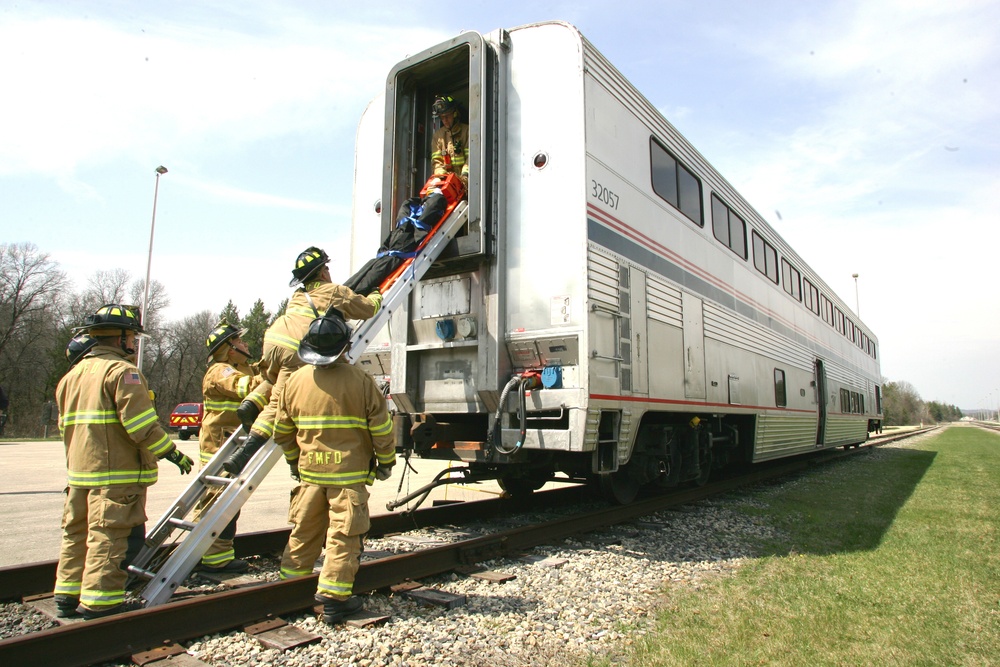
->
xmin=124 ymin=372 xmax=142 ymax=385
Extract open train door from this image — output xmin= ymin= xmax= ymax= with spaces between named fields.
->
xmin=381 ymin=31 xmax=495 ymax=264
xmin=815 ymin=359 xmax=827 ymax=446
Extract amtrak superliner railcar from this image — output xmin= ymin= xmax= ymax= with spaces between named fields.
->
xmin=349 ymin=21 xmax=882 ymax=503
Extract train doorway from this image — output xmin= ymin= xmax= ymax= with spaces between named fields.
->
xmin=815 ymin=359 xmax=827 ymax=446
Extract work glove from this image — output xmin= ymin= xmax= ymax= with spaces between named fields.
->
xmin=375 ymin=463 xmax=394 ymax=481
xmin=288 ymin=458 xmax=301 ymax=482
xmin=165 ymin=449 xmax=194 ymax=475
xmin=236 ymin=399 xmax=261 ymax=434
xmin=367 ymin=290 xmax=383 ymax=313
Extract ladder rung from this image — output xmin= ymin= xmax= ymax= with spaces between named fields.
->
xmin=168 ymin=517 xmax=197 ymax=531
xmin=126 ymin=565 xmax=156 ymax=580
xmin=204 ymin=474 xmax=235 ymax=486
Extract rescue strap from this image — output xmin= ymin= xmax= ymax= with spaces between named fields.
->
xmin=299 ymin=289 xmax=320 ymax=318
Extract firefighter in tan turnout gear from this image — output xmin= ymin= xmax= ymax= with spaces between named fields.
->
xmin=54 ymin=304 xmax=194 ymax=620
xmin=272 ymin=313 xmax=396 ymax=624
xmin=430 ymin=95 xmax=470 ymax=191
xmin=194 ymin=321 xmax=265 ymax=572
xmin=223 ymin=246 xmax=382 ymax=475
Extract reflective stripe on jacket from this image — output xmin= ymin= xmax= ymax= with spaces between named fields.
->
xmin=274 ymin=359 xmax=395 ymax=487
xmin=55 ymin=345 xmax=174 ymax=488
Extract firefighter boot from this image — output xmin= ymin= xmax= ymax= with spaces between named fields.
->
xmin=54 ymin=595 xmax=80 ymax=618
xmin=236 ymin=400 xmax=260 ymax=434
xmin=222 ymin=432 xmax=268 ymax=475
xmin=76 ymin=601 xmax=141 ymax=620
xmin=197 ymin=558 xmax=249 ymax=573
xmin=315 ymin=594 xmax=363 ymax=624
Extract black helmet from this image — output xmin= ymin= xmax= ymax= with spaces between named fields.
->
xmin=66 ymin=334 xmax=98 ymax=368
xmin=74 ymin=303 xmax=145 ymax=336
xmin=289 ymin=246 xmax=330 ymax=287
xmin=298 ymin=313 xmax=351 ymax=366
xmin=432 ymin=95 xmax=457 ymax=117
xmin=205 ymin=321 xmax=247 ymax=359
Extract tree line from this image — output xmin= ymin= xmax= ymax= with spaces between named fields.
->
xmin=0 ymin=241 xmax=970 ymax=439
xmin=0 ymin=242 xmax=286 ymax=437
xmin=880 ymin=381 xmax=964 ymax=426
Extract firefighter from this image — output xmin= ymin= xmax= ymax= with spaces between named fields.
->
xmin=430 ymin=95 xmax=470 ymax=191
xmin=193 ymin=321 xmax=265 ymax=572
xmin=54 ymin=304 xmax=194 ymax=620
xmin=272 ymin=313 xmax=395 ymax=624
xmin=223 ymin=247 xmax=382 ymax=475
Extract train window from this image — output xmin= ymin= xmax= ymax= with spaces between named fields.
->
xmin=650 ymin=138 xmax=703 ymax=227
xmin=834 ymin=307 xmax=845 ymax=335
xmin=803 ymin=279 xmax=820 ymax=315
xmin=711 ymin=194 xmax=747 ymax=259
xmin=751 ymin=231 xmax=778 ymax=284
xmin=780 ymin=258 xmax=801 ymax=301
xmin=821 ymin=295 xmax=834 ymax=326
xmin=774 ymin=368 xmax=787 ymax=407
xmin=840 ymin=388 xmax=850 ymax=413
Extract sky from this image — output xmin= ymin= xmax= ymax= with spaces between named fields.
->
xmin=2 ymin=0 xmax=998 ymax=409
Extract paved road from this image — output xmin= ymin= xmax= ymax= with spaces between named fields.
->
xmin=0 ymin=438 xmax=507 ymax=568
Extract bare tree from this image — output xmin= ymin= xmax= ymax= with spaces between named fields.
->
xmin=144 ymin=310 xmax=216 ymax=421
xmin=130 ymin=277 xmax=170 ymax=331
xmin=0 ymin=243 xmax=69 ymax=435
xmin=85 ymin=269 xmax=131 ymax=305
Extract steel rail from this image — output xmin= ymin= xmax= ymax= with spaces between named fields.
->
xmin=0 ymin=484 xmax=589 ymax=603
xmin=0 ymin=446 xmax=878 ymax=667
xmin=3 ymin=428 xmax=939 ymax=666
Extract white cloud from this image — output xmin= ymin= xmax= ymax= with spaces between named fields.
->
xmin=0 ymin=12 xmax=446 ymax=179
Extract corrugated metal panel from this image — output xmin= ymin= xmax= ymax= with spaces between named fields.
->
xmin=704 ymin=302 xmax=814 ymax=371
xmin=577 ymin=31 xmax=876 ymax=352
xmin=823 ymin=416 xmax=868 ymax=446
xmin=588 ymin=247 xmax=620 ymax=307
xmin=752 ymin=414 xmax=819 ymax=462
xmin=647 ymin=275 xmax=683 ymax=328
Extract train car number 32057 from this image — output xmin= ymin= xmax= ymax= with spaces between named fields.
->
xmin=591 ymin=180 xmax=620 ymax=210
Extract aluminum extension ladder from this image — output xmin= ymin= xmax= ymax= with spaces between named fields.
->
xmin=129 ymin=201 xmax=469 ymax=607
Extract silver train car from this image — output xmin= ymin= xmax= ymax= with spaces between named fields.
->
xmin=349 ymin=21 xmax=882 ymax=503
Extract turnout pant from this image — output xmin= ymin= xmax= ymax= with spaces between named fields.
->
xmin=192 ymin=484 xmax=240 ymax=567
xmin=54 ymin=485 xmax=147 ymax=611
xmin=279 ymin=483 xmax=370 ymax=599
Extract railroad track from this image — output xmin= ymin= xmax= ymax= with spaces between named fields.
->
xmin=971 ymin=420 xmax=1000 ymax=433
xmin=0 ymin=429 xmax=933 ymax=667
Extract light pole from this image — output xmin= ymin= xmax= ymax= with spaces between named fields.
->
xmin=137 ymin=165 xmax=168 ymax=372
xmin=852 ymin=273 xmax=860 ymax=317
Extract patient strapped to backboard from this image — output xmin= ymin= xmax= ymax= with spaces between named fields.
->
xmin=343 ymin=173 xmax=465 ymax=296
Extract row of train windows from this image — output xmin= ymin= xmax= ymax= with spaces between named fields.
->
xmin=773 ymin=369 xmax=867 ymax=415
xmin=840 ymin=388 xmax=866 ymax=414
xmin=649 ymin=137 xmax=877 ymax=360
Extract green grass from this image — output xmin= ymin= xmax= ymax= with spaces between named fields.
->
xmin=610 ymin=426 xmax=1000 ymax=666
